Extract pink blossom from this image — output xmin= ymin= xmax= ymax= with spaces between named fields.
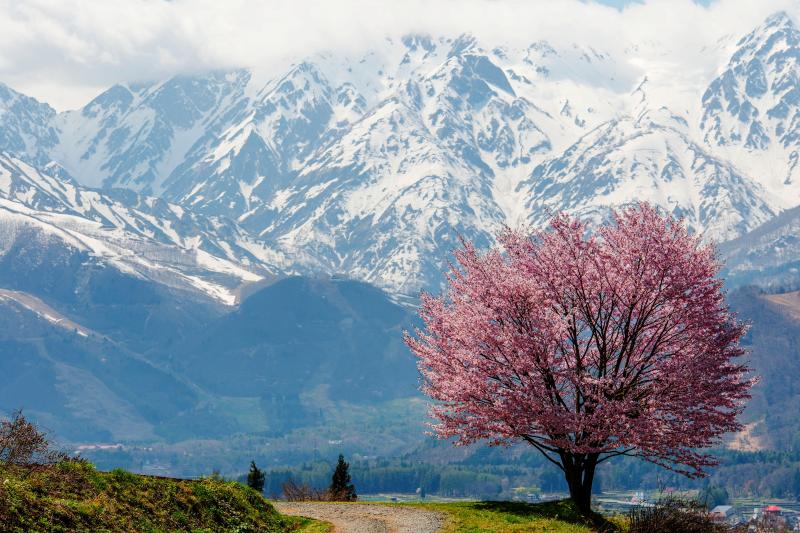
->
xmin=405 ymin=204 xmax=753 ymax=512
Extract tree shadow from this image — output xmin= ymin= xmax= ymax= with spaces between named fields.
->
xmin=471 ymin=499 xmax=624 ymax=532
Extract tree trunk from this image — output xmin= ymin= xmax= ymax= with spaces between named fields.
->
xmin=562 ymin=453 xmax=598 ymax=516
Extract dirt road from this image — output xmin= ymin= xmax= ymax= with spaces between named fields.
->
xmin=273 ymin=502 xmax=444 ymax=533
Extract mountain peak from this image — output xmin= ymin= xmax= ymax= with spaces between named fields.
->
xmin=701 ymin=8 xmax=800 ymax=183
xmin=448 ymin=34 xmax=478 ymax=57
xmin=0 ymin=81 xmax=16 ymax=103
xmin=401 ymin=33 xmax=436 ymax=54
xmin=0 ymin=82 xmax=58 ymax=166
xmin=764 ymin=10 xmax=795 ymax=31
xmin=737 ymin=10 xmax=799 ymax=50
xmin=631 ymin=76 xmax=649 ymax=118
xmin=0 ymin=82 xmax=55 ymax=114
xmin=267 ymin=61 xmax=331 ymax=101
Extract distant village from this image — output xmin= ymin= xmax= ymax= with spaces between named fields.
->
xmin=707 ymin=502 xmax=800 ymax=531
xmin=515 ymin=490 xmax=800 ymax=531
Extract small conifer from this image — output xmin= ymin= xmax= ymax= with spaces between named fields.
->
xmin=329 ymin=454 xmax=357 ymax=501
xmin=247 ymin=461 xmax=265 ymax=493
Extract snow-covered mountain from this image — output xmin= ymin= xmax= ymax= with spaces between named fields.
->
xmin=2 ymin=12 xmax=800 ymax=295
xmin=251 ymin=43 xmax=568 ymax=291
xmin=720 ymin=204 xmax=800 ymax=289
xmin=522 ymin=103 xmax=777 ymax=240
xmin=40 ymin=35 xmax=609 ymax=291
xmin=702 ymin=11 xmax=800 ymax=200
xmin=0 ymin=84 xmax=58 ymax=166
xmin=0 ymin=153 xmax=284 ymax=304
xmin=164 ymin=63 xmax=363 ymax=219
xmin=51 ymin=71 xmax=252 ymax=194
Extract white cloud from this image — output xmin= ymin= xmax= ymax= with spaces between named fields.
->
xmin=0 ymin=0 xmax=796 ymax=110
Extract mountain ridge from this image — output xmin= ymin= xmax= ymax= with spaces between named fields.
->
xmin=0 ymin=152 xmax=285 ymax=305
xmin=2 ymin=13 xmax=800 ymax=295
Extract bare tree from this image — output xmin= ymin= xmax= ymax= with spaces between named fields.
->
xmin=281 ymin=479 xmax=330 ymax=501
xmin=0 ymin=409 xmax=67 ymax=467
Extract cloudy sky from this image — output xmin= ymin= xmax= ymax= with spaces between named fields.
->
xmin=0 ymin=0 xmax=796 ymax=110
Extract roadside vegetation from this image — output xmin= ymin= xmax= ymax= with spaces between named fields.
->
xmin=0 ymin=411 xmax=323 ymax=532
xmin=291 ymin=518 xmax=333 ymax=533
xmin=0 ymin=462 xmax=300 ymax=532
xmin=409 ymin=498 xmax=755 ymax=532
xmin=627 ymin=497 xmax=729 ymax=532
xmin=409 ymin=499 xmax=627 ymax=532
xmin=281 ymin=453 xmax=358 ymax=502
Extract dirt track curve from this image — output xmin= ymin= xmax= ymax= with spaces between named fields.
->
xmin=273 ymin=502 xmax=445 ymax=533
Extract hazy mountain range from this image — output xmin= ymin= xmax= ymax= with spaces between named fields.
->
xmin=0 ymin=12 xmax=799 ymax=298
xmin=1 ymin=11 xmax=800 ymax=472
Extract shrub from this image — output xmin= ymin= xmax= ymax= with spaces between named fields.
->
xmin=281 ymin=479 xmax=330 ymax=501
xmin=0 ymin=410 xmax=68 ymax=467
xmin=628 ymin=497 xmax=732 ymax=533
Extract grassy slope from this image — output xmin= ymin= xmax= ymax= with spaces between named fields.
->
xmin=410 ymin=500 xmax=627 ymax=533
xmin=0 ymin=461 xmax=319 ymax=532
xmin=0 ymin=460 xmax=623 ymax=533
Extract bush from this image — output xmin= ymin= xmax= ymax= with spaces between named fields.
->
xmin=628 ymin=497 xmax=732 ymax=533
xmin=281 ymin=479 xmax=330 ymax=501
xmin=699 ymin=484 xmax=730 ymax=509
xmin=0 ymin=410 xmax=68 ymax=467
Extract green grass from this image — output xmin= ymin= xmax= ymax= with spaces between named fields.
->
xmin=0 ymin=460 xmax=325 ymax=532
xmin=408 ymin=499 xmax=628 ymax=533
xmin=0 ymin=460 xmax=624 ymax=532
xmin=290 ymin=516 xmax=333 ymax=532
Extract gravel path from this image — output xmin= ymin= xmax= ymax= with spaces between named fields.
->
xmin=273 ymin=502 xmax=445 ymax=533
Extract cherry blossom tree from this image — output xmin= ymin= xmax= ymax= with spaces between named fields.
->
xmin=405 ymin=204 xmax=753 ymax=513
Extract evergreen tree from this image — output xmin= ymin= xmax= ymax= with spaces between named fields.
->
xmin=247 ymin=461 xmax=265 ymax=493
xmin=794 ymin=468 xmax=800 ymax=499
xmin=329 ymin=454 xmax=357 ymax=501
xmin=699 ymin=484 xmax=729 ymax=509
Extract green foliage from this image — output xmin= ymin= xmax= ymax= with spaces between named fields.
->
xmin=0 ymin=461 xmax=303 ymax=532
xmin=262 ymin=458 xmax=508 ymax=499
xmin=290 ymin=517 xmax=333 ymax=532
xmin=411 ymin=499 xmax=627 ymax=533
xmin=329 ymin=454 xmax=357 ymax=501
xmin=794 ymin=467 xmax=800 ymax=497
xmin=698 ymin=484 xmax=729 ymax=509
xmin=259 ymin=443 xmax=800 ymax=502
xmin=247 ymin=460 xmax=266 ymax=493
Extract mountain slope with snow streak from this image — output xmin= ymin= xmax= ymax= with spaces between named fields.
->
xmin=521 ymin=106 xmax=777 ymax=241
xmin=701 ymin=11 xmax=800 ymax=201
xmin=0 ymin=153 xmax=285 ymax=304
xmin=0 ymin=83 xmax=58 ymax=166
xmin=1 ymin=13 xmax=800 ymax=294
